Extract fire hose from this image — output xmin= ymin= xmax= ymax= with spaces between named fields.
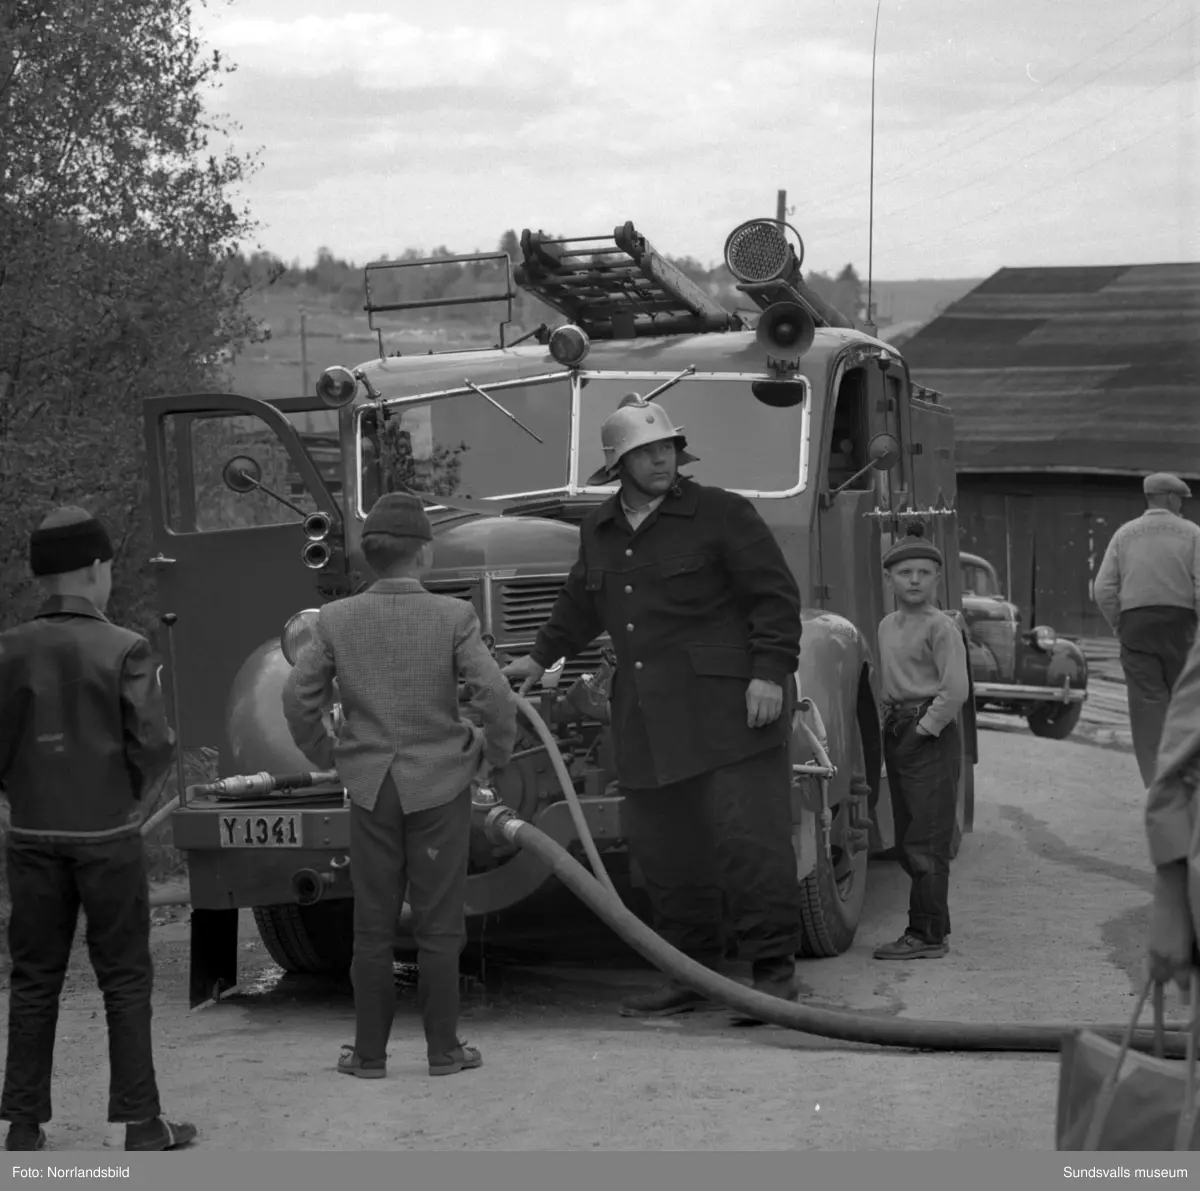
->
xmin=141 ymin=692 xmax=1195 ymax=1057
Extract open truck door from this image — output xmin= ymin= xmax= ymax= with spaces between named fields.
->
xmin=142 ymin=392 xmax=345 ymax=1004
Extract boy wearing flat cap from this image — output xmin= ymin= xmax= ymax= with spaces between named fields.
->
xmin=0 ymin=507 xmax=196 ymax=1152
xmin=283 ymin=492 xmax=517 ymax=1080
xmin=872 ymin=524 xmax=970 ymax=961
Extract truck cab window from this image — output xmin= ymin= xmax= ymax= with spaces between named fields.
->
xmin=162 ymin=411 xmax=322 ymax=534
xmin=827 ymin=367 xmax=869 ymax=491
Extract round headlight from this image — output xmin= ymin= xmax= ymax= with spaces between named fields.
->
xmin=281 ymin=608 xmax=321 ymax=666
xmin=548 ymin=324 xmax=591 ymax=367
xmin=302 ymin=540 xmax=332 ymax=570
xmin=316 ymin=366 xmax=358 ymax=409
xmin=1031 ymin=625 xmax=1058 ymax=650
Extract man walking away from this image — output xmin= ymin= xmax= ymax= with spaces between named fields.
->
xmin=1093 ymin=472 xmax=1200 ymax=787
xmin=873 ymin=525 xmax=970 ymax=961
xmin=0 ymin=507 xmax=197 ymax=1152
xmin=501 ymin=394 xmax=805 ymax=1021
xmin=283 ymin=493 xmax=517 ymax=1080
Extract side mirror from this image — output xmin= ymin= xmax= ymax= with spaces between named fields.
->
xmin=867 ymin=433 xmax=901 ymax=472
xmin=223 ymin=455 xmax=263 ymax=494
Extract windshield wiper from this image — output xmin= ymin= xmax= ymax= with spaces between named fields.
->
xmin=463 ymin=378 xmax=544 ymax=444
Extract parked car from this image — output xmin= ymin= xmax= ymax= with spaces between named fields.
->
xmin=959 ymin=551 xmax=1088 ymax=739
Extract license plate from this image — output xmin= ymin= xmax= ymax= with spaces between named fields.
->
xmin=219 ymin=814 xmax=303 ymax=848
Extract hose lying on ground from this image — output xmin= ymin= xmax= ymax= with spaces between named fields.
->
xmin=503 ymin=695 xmax=1196 ymax=1058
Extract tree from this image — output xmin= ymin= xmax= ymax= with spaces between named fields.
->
xmin=0 ymin=0 xmax=264 ymax=633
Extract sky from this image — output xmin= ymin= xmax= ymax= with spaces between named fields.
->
xmin=193 ymin=0 xmax=1200 ymax=280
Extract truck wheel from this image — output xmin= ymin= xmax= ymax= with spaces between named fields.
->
xmin=253 ymin=900 xmax=354 ymax=974
xmin=1026 ymin=700 xmax=1083 ymax=740
xmin=798 ymin=805 xmax=868 ymax=957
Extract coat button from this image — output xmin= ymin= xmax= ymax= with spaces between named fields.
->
xmin=634 ymin=661 xmax=643 ymax=670
xmin=626 ymin=623 xmax=634 ymax=632
xmin=625 ymin=548 xmax=633 ymax=557
xmin=624 ymin=584 xmax=633 ymax=594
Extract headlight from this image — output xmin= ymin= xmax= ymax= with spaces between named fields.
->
xmin=281 ymin=608 xmax=321 ymax=666
xmin=316 ymin=366 xmax=358 ymax=408
xmin=1031 ymin=625 xmax=1058 ymax=651
xmin=548 ymin=324 xmax=590 ymax=366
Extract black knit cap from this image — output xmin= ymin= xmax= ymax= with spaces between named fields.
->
xmin=883 ymin=522 xmax=943 ymax=569
xmin=29 ymin=506 xmax=114 ymax=577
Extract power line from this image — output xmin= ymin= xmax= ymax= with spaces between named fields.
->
xmin=806 ymin=4 xmax=1194 ymax=222
xmin=873 ymin=106 xmax=1199 ymax=260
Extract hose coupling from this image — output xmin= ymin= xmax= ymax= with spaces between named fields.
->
xmin=292 ymin=860 xmax=346 ymax=906
xmin=483 ymin=804 xmax=524 ymax=846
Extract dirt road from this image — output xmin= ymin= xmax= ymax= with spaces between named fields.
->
xmin=0 ymin=718 xmax=1169 ymax=1152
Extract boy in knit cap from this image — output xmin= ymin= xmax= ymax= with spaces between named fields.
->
xmin=0 ymin=506 xmax=197 ymax=1152
xmin=872 ymin=523 xmax=970 ymax=961
xmin=282 ymin=492 xmax=517 ymax=1080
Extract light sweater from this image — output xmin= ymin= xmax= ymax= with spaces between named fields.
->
xmin=1093 ymin=509 xmax=1200 ymax=629
xmin=877 ymin=606 xmax=970 ymax=736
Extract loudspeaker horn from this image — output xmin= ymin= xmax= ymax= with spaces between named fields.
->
xmin=755 ymin=302 xmax=816 ymax=360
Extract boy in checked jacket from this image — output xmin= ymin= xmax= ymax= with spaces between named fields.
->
xmin=282 ymin=493 xmax=517 ymax=1079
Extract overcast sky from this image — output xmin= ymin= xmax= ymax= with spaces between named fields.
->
xmin=194 ymin=0 xmax=1199 ymax=280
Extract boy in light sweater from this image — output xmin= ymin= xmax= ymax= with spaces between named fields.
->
xmin=873 ymin=524 xmax=970 ymax=960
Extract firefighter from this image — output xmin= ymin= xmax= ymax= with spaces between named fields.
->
xmin=282 ymin=492 xmax=517 ymax=1080
xmin=1093 ymin=472 xmax=1200 ymax=787
xmin=0 ymin=507 xmax=197 ymax=1152
xmin=500 ymin=395 xmax=805 ymax=1019
xmin=873 ymin=524 xmax=970 ymax=961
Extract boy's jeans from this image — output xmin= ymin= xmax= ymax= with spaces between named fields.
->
xmin=1 ymin=835 xmax=163 ymax=1126
xmin=883 ymin=709 xmax=961 ymax=944
xmin=348 ymin=776 xmax=471 ymax=1061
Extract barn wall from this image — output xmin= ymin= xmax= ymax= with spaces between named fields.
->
xmin=956 ymin=474 xmax=1200 ymax=638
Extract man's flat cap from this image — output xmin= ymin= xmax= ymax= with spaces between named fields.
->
xmin=1144 ymin=473 xmax=1192 ymax=497
xmin=362 ymin=492 xmax=433 ymax=540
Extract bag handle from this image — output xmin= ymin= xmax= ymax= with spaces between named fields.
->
xmin=1082 ymin=972 xmax=1200 ymax=1150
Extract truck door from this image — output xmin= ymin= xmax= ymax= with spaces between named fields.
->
xmin=142 ymin=394 xmax=343 ymax=767
xmin=816 ymin=360 xmax=886 ymax=632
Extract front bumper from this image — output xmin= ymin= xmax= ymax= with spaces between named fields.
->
xmin=973 ymin=682 xmax=1087 ymax=704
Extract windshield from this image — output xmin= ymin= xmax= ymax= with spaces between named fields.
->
xmin=575 ymin=372 xmax=808 ymax=495
xmin=357 ymin=374 xmax=571 ymax=511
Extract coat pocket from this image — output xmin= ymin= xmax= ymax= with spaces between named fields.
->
xmin=686 ymin=644 xmax=753 ymax=680
xmin=585 ymin=568 xmax=605 ymax=592
xmin=660 ymin=553 xmax=707 ymax=581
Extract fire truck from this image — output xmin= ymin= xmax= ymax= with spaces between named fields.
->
xmin=143 ymin=218 xmax=977 ymax=1005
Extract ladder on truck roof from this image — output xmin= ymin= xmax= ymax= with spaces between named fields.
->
xmin=515 ymin=221 xmax=749 ymax=341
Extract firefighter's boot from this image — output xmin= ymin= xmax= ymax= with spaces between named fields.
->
xmin=728 ymin=957 xmax=801 ymax=1026
xmin=618 ymin=978 xmax=710 ymax=1017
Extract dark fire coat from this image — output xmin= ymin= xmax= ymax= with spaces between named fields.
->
xmin=529 ymin=476 xmax=802 ymax=790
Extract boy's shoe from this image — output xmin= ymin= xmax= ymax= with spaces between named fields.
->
xmin=337 ymin=1045 xmax=386 ymax=1079
xmin=618 ymin=979 xmax=710 ymax=1017
xmin=124 ymin=1118 xmax=198 ymax=1151
xmin=6 ymin=1123 xmax=46 ymax=1151
xmin=429 ymin=1043 xmax=482 ymax=1077
xmin=873 ymin=932 xmax=949 ymax=960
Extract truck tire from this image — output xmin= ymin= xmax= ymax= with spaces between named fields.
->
xmin=253 ymin=900 xmax=354 ymax=974
xmin=1026 ymin=700 xmax=1083 ymax=740
xmin=798 ymin=813 xmax=869 ymax=957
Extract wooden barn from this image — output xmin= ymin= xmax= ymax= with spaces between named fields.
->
xmin=901 ymin=262 xmax=1200 ymax=638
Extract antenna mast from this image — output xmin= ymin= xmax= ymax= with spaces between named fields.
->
xmin=865 ymin=0 xmax=882 ymax=336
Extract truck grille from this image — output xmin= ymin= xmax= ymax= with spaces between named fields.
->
xmin=499 ymin=578 xmax=566 ymax=637
xmin=424 ymin=579 xmax=480 ymax=610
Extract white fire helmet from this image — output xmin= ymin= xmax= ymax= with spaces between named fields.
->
xmin=585 ymin=393 xmax=699 ymax=485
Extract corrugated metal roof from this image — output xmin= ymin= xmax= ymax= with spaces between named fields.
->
xmin=901 ymin=263 xmax=1200 ymax=477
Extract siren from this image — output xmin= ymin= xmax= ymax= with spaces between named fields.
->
xmin=755 ymin=301 xmax=815 ymax=362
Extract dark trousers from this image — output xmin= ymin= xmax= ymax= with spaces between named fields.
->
xmin=1118 ymin=606 xmax=1198 ymax=787
xmin=622 ymin=745 xmax=802 ymax=972
xmin=883 ymin=712 xmax=961 ymax=944
xmin=1 ymin=835 xmax=161 ymax=1126
xmin=348 ymin=775 xmax=471 ymax=1062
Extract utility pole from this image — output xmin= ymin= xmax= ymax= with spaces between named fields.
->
xmin=776 ymin=189 xmax=787 ymax=224
xmin=300 ymin=309 xmax=309 ymax=397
